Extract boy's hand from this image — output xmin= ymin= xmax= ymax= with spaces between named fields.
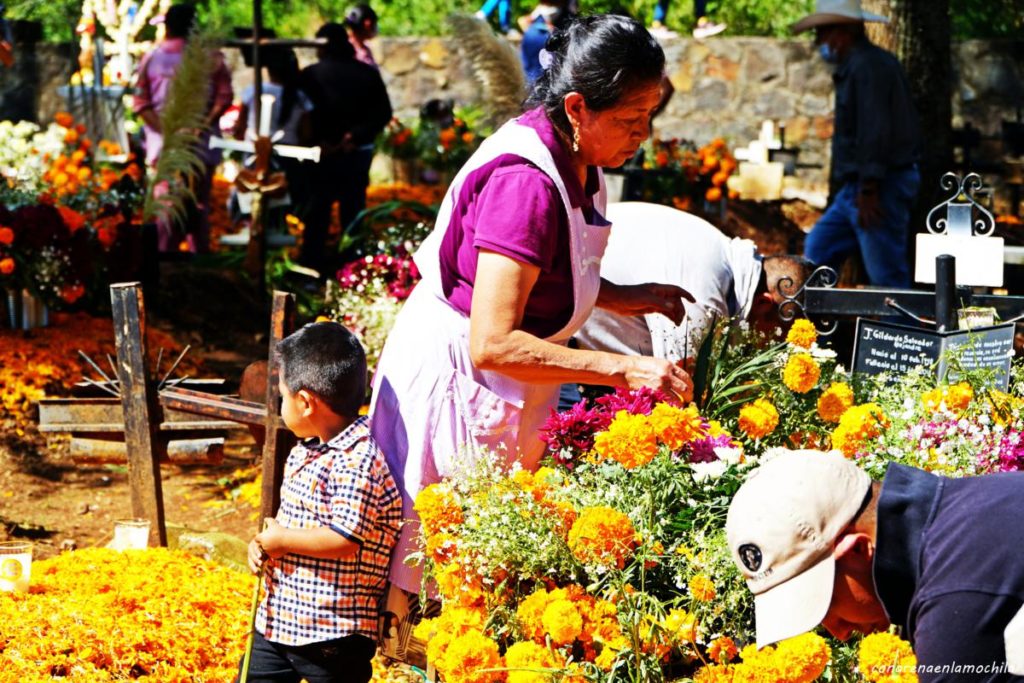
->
xmin=247 ymin=538 xmax=267 ymax=574
xmin=254 ymin=519 xmax=290 ymax=559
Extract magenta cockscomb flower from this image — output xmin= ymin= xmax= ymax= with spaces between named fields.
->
xmin=594 ymin=386 xmax=678 ymax=416
xmin=687 ymin=433 xmax=734 ymax=464
xmin=539 ymin=400 xmax=611 ymax=467
xmin=997 ymin=432 xmax=1024 ymax=472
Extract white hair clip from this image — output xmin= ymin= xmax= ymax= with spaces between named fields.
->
xmin=538 ymin=48 xmax=554 ymax=70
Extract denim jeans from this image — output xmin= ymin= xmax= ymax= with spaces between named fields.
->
xmin=804 ymin=166 xmax=921 ymax=288
xmin=478 ymin=0 xmax=512 ymax=30
xmin=236 ymin=631 xmax=375 ymax=683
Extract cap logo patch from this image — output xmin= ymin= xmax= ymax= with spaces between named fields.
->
xmin=738 ymin=544 xmax=762 ymax=572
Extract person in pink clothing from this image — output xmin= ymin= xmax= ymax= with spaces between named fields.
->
xmin=344 ymin=4 xmax=379 ymax=69
xmin=132 ymin=3 xmax=233 ymax=253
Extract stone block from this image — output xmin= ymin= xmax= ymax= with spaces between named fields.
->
xmin=754 ymin=89 xmax=796 ymax=119
xmin=787 ymin=61 xmax=832 ymax=96
xmin=705 ymin=54 xmax=739 ymax=82
xmin=813 ymin=115 xmax=834 ymax=140
xmin=669 ymin=67 xmax=695 ymax=94
xmin=799 ymin=93 xmax=832 ymax=117
xmin=382 ymin=42 xmax=420 ymax=76
xmin=742 ymin=41 xmax=786 ymax=84
xmin=694 ymin=79 xmax=730 ymax=111
xmin=418 ymin=39 xmax=449 ymax=70
xmin=783 ymin=116 xmax=811 ymax=145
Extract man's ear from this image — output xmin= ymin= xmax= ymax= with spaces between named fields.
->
xmin=833 ymin=532 xmax=874 ymax=566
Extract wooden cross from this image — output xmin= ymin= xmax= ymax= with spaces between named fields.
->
xmin=110 ymin=282 xmax=296 ymax=545
xmin=209 ymin=1 xmax=326 ymax=286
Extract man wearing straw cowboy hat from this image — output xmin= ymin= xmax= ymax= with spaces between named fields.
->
xmin=795 ymin=0 xmax=921 ymax=289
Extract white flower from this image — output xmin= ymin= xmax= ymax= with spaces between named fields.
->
xmin=714 ymin=446 xmax=743 ymax=465
xmin=691 ymin=460 xmax=728 ymax=482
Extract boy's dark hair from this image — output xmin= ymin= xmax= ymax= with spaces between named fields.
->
xmin=316 ymin=22 xmax=356 ymax=59
xmin=165 ymin=4 xmax=197 ymax=39
xmin=277 ymin=322 xmax=367 ymax=418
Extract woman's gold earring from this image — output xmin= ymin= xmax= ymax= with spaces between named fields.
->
xmin=572 ymin=126 xmax=581 ymax=153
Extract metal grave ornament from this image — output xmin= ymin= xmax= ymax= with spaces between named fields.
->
xmin=915 ymin=173 xmax=1003 ymax=287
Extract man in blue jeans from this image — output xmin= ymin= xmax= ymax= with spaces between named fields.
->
xmin=794 ymin=0 xmax=921 ymax=288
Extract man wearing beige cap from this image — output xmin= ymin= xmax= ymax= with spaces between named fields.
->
xmin=727 ymin=449 xmax=1024 ymax=682
xmin=794 ymin=0 xmax=921 ymax=289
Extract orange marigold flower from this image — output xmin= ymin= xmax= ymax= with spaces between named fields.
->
xmin=738 ymin=398 xmax=779 ymax=440
xmin=436 ymin=629 xmax=504 ymax=683
xmin=786 ymin=319 xmax=818 ymax=348
xmin=414 ymin=483 xmax=464 ymax=536
xmin=542 ymin=599 xmax=583 ymax=645
xmin=0 ymin=226 xmax=13 ymax=245
xmin=783 ymin=353 xmax=821 ymax=393
xmin=830 ymin=403 xmax=887 ymax=457
xmin=705 ymin=186 xmax=722 ymax=202
xmin=708 ymin=636 xmax=738 ymax=663
xmin=568 ymin=506 xmax=638 ymax=569
xmin=921 ymin=382 xmax=973 ymax=414
xmin=688 ymin=574 xmax=716 ymax=602
xmin=0 ymin=257 xmax=14 ymax=275
xmin=55 ymin=111 xmax=74 ymax=128
xmin=817 ymin=382 xmax=854 ymax=423
xmin=858 ymin=632 xmax=917 ymax=683
xmin=649 ymin=402 xmax=706 ymax=450
xmin=593 ymin=410 xmax=658 ymax=469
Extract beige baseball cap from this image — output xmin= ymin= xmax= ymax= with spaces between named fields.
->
xmin=725 ymin=449 xmax=871 ymax=648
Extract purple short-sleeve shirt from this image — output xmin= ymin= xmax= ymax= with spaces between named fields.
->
xmin=438 ymin=107 xmax=603 ymax=339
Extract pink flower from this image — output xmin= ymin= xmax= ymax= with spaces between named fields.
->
xmin=539 ymin=400 xmax=611 ymax=467
xmin=594 ymin=387 xmax=678 ymax=416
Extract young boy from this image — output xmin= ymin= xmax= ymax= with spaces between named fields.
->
xmin=241 ymin=322 xmax=401 ymax=683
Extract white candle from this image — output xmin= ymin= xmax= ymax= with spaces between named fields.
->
xmin=258 ymin=94 xmax=277 ymax=137
xmin=0 ymin=542 xmax=32 ymax=592
xmin=113 ymin=519 xmax=151 ymax=550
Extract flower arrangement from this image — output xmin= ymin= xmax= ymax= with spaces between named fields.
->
xmin=324 ymin=247 xmax=421 ymax=384
xmin=0 ymin=112 xmax=145 ymax=308
xmin=418 ymin=113 xmax=485 ymax=178
xmin=378 ymin=118 xmax=421 ymax=161
xmin=640 ymin=138 xmax=738 ymax=213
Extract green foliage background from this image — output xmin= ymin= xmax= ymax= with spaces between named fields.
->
xmin=10 ymin=0 xmax=1023 ymax=43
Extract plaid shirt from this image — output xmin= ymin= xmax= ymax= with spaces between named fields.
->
xmin=256 ymin=417 xmax=402 ymax=645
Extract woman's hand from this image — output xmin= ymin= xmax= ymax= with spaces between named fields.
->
xmin=624 ymin=356 xmax=693 ymax=403
xmin=597 ymin=280 xmax=695 ymax=325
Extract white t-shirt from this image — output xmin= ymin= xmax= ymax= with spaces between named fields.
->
xmin=575 ymin=202 xmax=762 ymax=361
xmin=241 ymin=82 xmax=313 ymax=146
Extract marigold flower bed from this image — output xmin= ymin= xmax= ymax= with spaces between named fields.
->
xmin=0 ymin=313 xmax=196 ymax=425
xmin=0 ymin=548 xmax=424 ymax=683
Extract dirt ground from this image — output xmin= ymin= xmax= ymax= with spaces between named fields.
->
xmin=0 ymin=263 xmax=271 ymax=561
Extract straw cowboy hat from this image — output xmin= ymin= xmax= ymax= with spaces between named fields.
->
xmin=791 ymin=0 xmax=889 ymax=33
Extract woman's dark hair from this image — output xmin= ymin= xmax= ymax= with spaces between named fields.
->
xmin=344 ymin=4 xmax=378 ymax=29
xmin=316 ymin=22 xmax=356 ymax=59
xmin=165 ymin=3 xmax=196 ymax=39
xmin=525 ymin=14 xmax=664 ymax=137
xmin=277 ymin=321 xmax=367 ymax=419
xmin=265 ymin=47 xmax=301 ymax=125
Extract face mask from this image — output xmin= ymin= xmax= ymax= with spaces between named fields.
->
xmin=819 ymin=42 xmax=840 ymax=64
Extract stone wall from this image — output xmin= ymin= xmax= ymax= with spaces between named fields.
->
xmin=8 ymin=36 xmax=1022 ymax=191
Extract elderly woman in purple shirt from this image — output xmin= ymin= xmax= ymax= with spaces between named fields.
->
xmin=370 ymin=14 xmax=693 ymax=597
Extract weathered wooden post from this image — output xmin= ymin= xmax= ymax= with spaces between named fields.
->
xmin=260 ymin=291 xmax=294 ymax=522
xmin=110 ymin=282 xmax=167 ymax=547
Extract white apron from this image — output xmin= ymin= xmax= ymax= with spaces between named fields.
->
xmin=369 ymin=118 xmax=610 ymax=592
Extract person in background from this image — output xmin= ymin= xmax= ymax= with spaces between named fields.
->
xmin=795 ymin=0 xmax=921 ymax=288
xmin=651 ymin=0 xmax=726 ymax=39
xmin=476 ymin=0 xmax=515 ymax=35
xmin=133 ymin=2 xmax=233 ymax=253
xmin=344 ymin=4 xmax=380 ymax=69
xmin=520 ymin=0 xmax=570 ymax=84
xmin=300 ymin=22 xmax=392 ymax=276
xmin=242 ymin=322 xmax=401 ymax=683
xmin=233 ymin=47 xmax=314 ymax=228
xmin=576 ymin=202 xmax=813 ymax=363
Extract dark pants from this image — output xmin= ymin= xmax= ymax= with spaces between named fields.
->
xmin=236 ymin=631 xmax=375 ymax=683
xmin=301 ymin=148 xmax=374 ymax=277
xmin=804 ymin=166 xmax=921 ymax=288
